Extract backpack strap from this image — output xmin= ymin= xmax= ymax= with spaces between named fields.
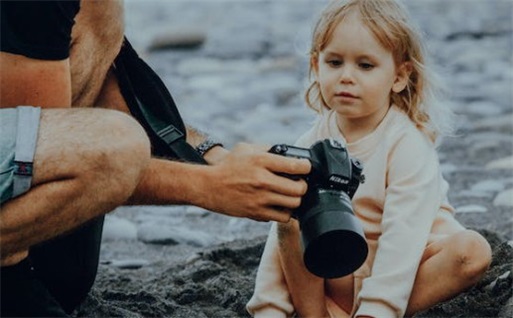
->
xmin=113 ymin=38 xmax=206 ymax=164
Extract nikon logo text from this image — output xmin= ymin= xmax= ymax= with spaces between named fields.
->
xmin=330 ymin=175 xmax=349 ymax=184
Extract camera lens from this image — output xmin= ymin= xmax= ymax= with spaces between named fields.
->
xmin=298 ymin=190 xmax=368 ymax=278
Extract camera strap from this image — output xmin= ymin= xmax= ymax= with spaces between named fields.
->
xmin=113 ymin=37 xmax=206 ymax=164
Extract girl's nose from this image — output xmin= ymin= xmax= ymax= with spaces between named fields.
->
xmin=339 ymin=66 xmax=354 ymax=84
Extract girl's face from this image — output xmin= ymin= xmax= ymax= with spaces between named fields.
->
xmin=313 ymin=11 xmax=409 ymax=132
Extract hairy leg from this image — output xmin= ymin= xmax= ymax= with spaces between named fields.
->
xmin=406 ymin=230 xmax=492 ymax=316
xmin=0 ymin=108 xmax=150 ymax=265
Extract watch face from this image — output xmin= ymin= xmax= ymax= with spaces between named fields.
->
xmin=197 ymin=138 xmax=222 ymax=156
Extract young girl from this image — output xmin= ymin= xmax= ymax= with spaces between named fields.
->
xmin=246 ymin=1 xmax=492 ymax=317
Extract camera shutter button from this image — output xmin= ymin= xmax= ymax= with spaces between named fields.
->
xmin=275 ymin=145 xmax=288 ymax=154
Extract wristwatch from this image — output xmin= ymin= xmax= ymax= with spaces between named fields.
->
xmin=195 ymin=137 xmax=223 ymax=157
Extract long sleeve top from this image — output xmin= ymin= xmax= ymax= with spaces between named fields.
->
xmin=247 ymin=105 xmax=458 ymax=318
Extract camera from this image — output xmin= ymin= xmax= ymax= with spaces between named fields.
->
xmin=269 ymin=138 xmax=368 ymax=278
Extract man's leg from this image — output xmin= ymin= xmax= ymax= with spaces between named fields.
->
xmin=1 ymin=107 xmax=150 ymax=316
xmin=1 ymin=107 xmax=150 ymax=262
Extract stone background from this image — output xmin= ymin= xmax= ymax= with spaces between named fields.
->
xmin=76 ymin=1 xmax=513 ymax=317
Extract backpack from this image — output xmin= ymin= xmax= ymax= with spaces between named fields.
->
xmin=113 ymin=38 xmax=206 ymax=164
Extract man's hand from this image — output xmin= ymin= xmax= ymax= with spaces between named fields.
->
xmin=196 ymin=142 xmax=311 ymax=222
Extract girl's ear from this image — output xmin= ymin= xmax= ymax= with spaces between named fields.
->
xmin=392 ymin=61 xmax=412 ymax=93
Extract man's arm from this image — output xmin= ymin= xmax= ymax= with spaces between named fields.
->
xmin=0 ymin=0 xmax=78 ymax=108
xmin=126 ymin=145 xmax=309 ymax=222
xmin=95 ymin=69 xmax=310 ymax=222
xmin=185 ymin=125 xmax=229 ymax=163
xmin=0 ymin=52 xmax=72 ymax=108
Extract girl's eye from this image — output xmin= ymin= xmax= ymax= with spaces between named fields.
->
xmin=359 ymin=62 xmax=374 ymax=70
xmin=327 ymin=60 xmax=342 ymax=67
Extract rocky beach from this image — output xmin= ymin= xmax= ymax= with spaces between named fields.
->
xmin=75 ymin=1 xmax=512 ymax=317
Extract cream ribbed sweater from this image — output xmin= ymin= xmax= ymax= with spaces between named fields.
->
xmin=247 ymin=105 xmax=463 ymax=318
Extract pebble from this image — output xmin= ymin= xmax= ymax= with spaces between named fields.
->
xmin=486 ymin=156 xmax=513 ymax=170
xmin=484 ymin=270 xmax=511 ymax=291
xmin=185 ymin=206 xmax=211 ymax=217
xmin=471 ymin=180 xmax=507 ymax=193
xmin=456 ymin=205 xmax=488 ymax=214
xmin=457 ymin=190 xmax=493 ymax=199
xmin=473 ymin=114 xmax=513 ymax=132
xmin=109 ymin=259 xmax=150 ymax=270
xmin=138 ymin=224 xmax=216 ymax=247
xmin=148 ymin=28 xmax=206 ymax=51
xmin=102 ymin=215 xmax=138 ymax=241
xmin=469 ymin=139 xmax=504 ymax=156
xmin=440 ymin=163 xmax=458 ymax=175
xmin=185 ymin=253 xmax=202 ymax=265
xmin=465 ymin=101 xmax=504 ymax=117
xmin=493 ymin=189 xmax=513 ymax=207
xmin=469 ymin=132 xmax=512 ymax=144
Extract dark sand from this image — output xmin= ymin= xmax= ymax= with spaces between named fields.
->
xmin=75 ymin=229 xmax=512 ymax=317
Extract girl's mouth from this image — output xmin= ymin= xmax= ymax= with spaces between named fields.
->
xmin=336 ymin=92 xmax=357 ymax=98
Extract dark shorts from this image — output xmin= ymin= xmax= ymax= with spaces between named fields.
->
xmin=1 ymin=216 xmax=105 ymax=317
xmin=1 ymin=257 xmax=70 ymax=317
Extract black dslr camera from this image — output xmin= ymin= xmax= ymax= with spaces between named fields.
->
xmin=269 ymin=138 xmax=368 ymax=278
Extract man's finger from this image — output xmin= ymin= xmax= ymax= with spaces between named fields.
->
xmin=272 ymin=175 xmax=308 ymax=197
xmin=251 ymin=207 xmax=293 ymax=223
xmin=263 ymin=154 xmax=312 ymax=176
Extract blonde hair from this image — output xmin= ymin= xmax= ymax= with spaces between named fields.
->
xmin=305 ymin=0 xmax=453 ymax=139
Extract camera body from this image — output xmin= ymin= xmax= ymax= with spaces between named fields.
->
xmin=269 ymin=138 xmax=368 ymax=278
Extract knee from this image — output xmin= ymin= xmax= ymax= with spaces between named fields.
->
xmin=104 ymin=110 xmax=151 ymax=164
xmin=450 ymin=230 xmax=492 ymax=282
xmin=82 ymin=110 xmax=150 ymax=201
